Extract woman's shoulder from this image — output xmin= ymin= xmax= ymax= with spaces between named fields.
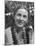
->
xmin=5 ymin=27 xmax=12 ymax=38
xmin=5 ymin=27 xmax=14 ymax=45
xmin=5 ymin=27 xmax=12 ymax=36
xmin=5 ymin=27 xmax=11 ymax=32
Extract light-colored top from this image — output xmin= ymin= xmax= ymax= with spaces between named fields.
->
xmin=5 ymin=27 xmax=14 ymax=45
xmin=5 ymin=27 xmax=34 ymax=45
xmin=5 ymin=27 xmax=26 ymax=45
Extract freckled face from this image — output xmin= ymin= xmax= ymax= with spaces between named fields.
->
xmin=14 ymin=9 xmax=28 ymax=27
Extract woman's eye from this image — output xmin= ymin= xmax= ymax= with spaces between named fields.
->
xmin=23 ymin=15 xmax=27 ymax=18
xmin=17 ymin=14 xmax=21 ymax=16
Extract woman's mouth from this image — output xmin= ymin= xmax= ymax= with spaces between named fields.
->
xmin=18 ymin=20 xmax=24 ymax=24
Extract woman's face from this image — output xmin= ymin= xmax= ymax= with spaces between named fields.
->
xmin=14 ymin=8 xmax=28 ymax=27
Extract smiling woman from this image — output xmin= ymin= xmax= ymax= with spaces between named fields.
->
xmin=14 ymin=8 xmax=28 ymax=27
xmin=5 ymin=1 xmax=34 ymax=45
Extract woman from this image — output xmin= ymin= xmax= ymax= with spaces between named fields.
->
xmin=5 ymin=6 xmax=34 ymax=45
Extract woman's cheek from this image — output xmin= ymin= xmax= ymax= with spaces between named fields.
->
xmin=24 ymin=18 xmax=28 ymax=23
xmin=15 ymin=17 xmax=20 ymax=23
xmin=16 ymin=16 xmax=20 ymax=19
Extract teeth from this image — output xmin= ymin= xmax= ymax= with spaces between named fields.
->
xmin=19 ymin=21 xmax=23 ymax=23
xmin=19 ymin=22 xmax=24 ymax=24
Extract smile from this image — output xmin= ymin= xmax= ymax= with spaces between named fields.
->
xmin=18 ymin=22 xmax=24 ymax=24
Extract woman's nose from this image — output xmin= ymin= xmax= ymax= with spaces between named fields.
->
xmin=20 ymin=16 xmax=23 ymax=20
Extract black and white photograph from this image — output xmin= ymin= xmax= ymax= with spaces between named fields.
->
xmin=5 ymin=1 xmax=34 ymax=45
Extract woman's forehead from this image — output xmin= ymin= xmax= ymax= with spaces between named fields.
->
xmin=16 ymin=8 xmax=28 ymax=15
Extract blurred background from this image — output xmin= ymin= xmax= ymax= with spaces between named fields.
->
xmin=5 ymin=1 xmax=34 ymax=29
